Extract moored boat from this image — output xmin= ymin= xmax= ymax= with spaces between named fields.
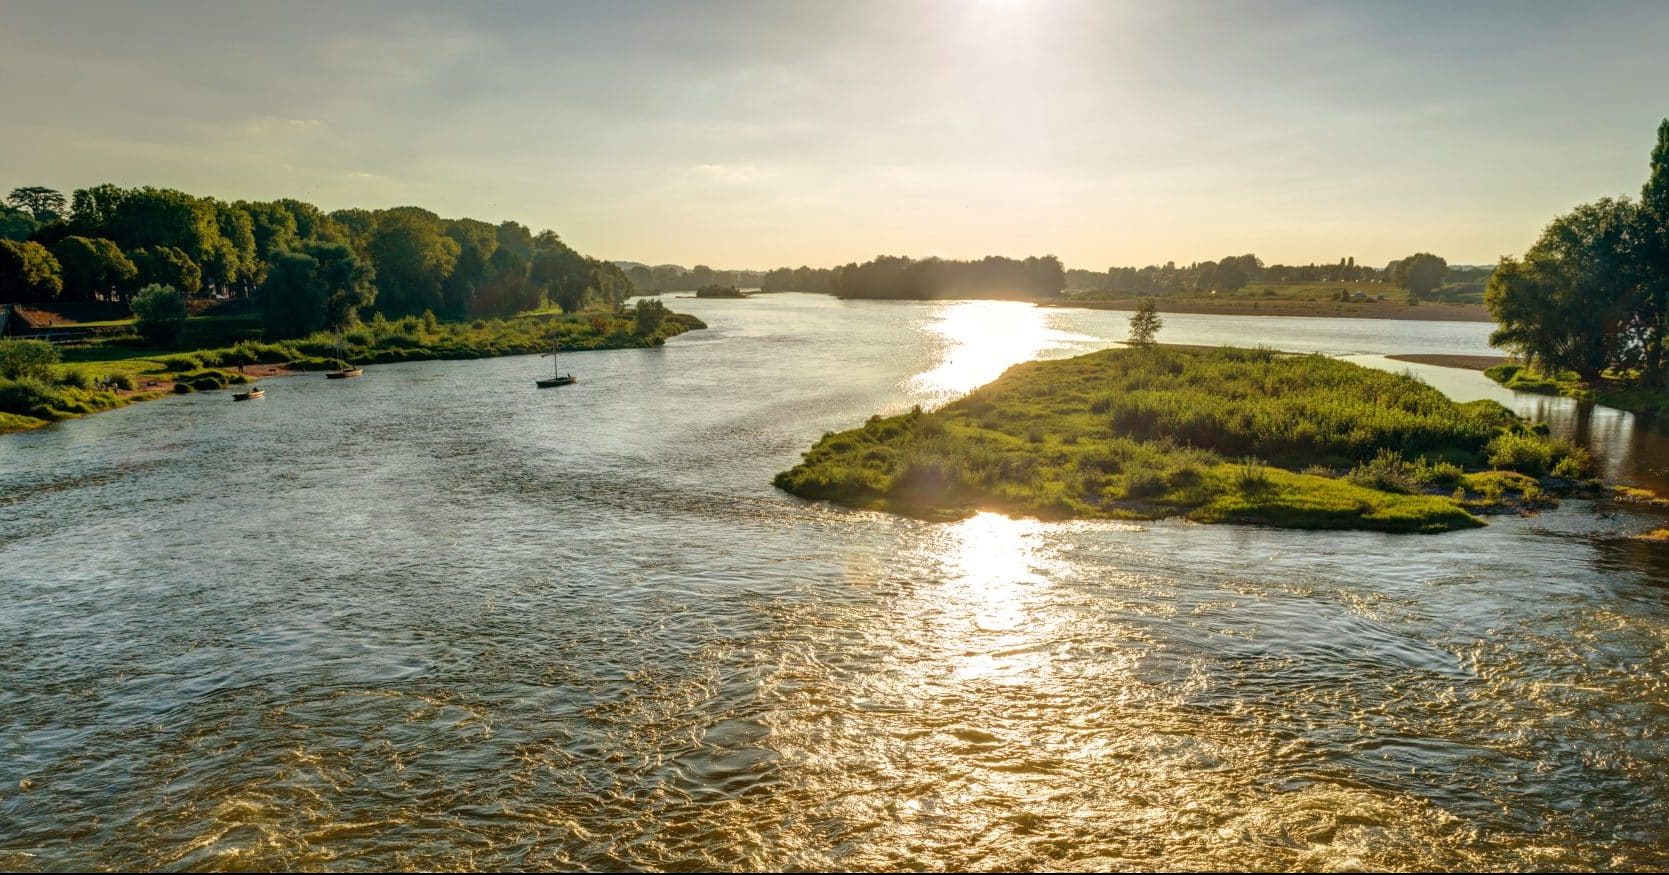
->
xmin=233 ymin=386 xmax=264 ymax=401
xmin=326 ymin=366 xmax=364 ymax=379
xmin=536 ymin=341 xmax=575 ymax=388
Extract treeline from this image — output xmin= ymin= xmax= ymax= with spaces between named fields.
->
xmin=0 ymin=184 xmax=632 ymax=336
xmin=1065 ymin=254 xmax=1492 ymax=300
xmin=827 ymin=255 xmax=1065 ymax=300
xmin=1487 ymin=119 xmax=1669 ymax=387
xmin=761 ymin=265 xmax=835 ymax=293
xmin=618 ymin=262 xmax=764 ymax=293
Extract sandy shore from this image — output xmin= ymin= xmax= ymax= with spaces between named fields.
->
xmin=1044 ymin=298 xmax=1493 ymax=323
xmin=1385 ymin=353 xmax=1508 ymax=371
xmin=131 ymin=362 xmax=298 ymax=394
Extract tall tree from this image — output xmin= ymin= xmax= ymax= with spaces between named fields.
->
xmin=6 ymin=187 xmax=67 ymax=222
xmin=0 ymin=207 xmax=41 ymax=243
xmin=1394 ymin=252 xmax=1449 ymax=299
xmin=365 ymin=210 xmax=459 ymax=315
xmin=0 ymin=240 xmax=63 ymax=301
xmin=307 ymin=241 xmax=376 ymax=330
xmin=1486 ymin=198 xmax=1642 ymax=382
xmin=53 ymin=236 xmax=137 ymax=301
xmin=259 ymin=251 xmax=330 ymax=338
xmin=1638 ymin=118 xmax=1669 ymax=386
xmin=128 ymin=246 xmax=202 ymax=295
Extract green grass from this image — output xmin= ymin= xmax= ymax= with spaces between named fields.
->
xmin=1484 ymin=363 xmax=1669 ymax=416
xmin=775 ymin=347 xmax=1591 ymax=533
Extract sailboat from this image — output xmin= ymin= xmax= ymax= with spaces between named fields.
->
xmin=537 ymin=341 xmax=576 ymax=388
xmin=326 ymin=333 xmax=364 ymax=379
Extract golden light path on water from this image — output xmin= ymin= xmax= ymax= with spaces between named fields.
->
xmin=3 ymin=293 xmax=1668 ymax=870
xmin=907 ymin=300 xmax=1101 ymax=402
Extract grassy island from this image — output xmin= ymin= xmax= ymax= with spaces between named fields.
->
xmin=775 ymin=347 xmax=1594 ymax=533
xmin=0 ymin=306 xmax=704 ymax=434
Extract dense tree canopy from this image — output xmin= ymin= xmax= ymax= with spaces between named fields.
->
xmin=53 ymin=236 xmax=136 ymax=301
xmin=6 ymin=187 xmax=66 ymax=222
xmin=0 ymin=182 xmax=632 ymax=332
xmin=129 ymin=246 xmax=202 ymax=295
xmin=0 ymin=240 xmax=62 ymax=301
xmin=831 ymin=255 xmax=1065 ymax=300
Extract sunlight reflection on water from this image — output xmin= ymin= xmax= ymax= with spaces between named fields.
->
xmin=907 ymin=301 xmax=1099 ymax=402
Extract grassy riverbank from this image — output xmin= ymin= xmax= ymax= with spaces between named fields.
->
xmin=0 ymin=307 xmax=704 ymax=434
xmin=1479 ymin=364 xmax=1669 ymax=417
xmin=775 ymin=347 xmax=1593 ymax=533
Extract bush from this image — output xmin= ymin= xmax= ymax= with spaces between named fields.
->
xmin=1485 ymin=432 xmax=1555 ymax=475
xmin=104 ymin=372 xmax=136 ymax=391
xmin=0 ymin=339 xmax=60 ymax=382
xmin=58 ymin=368 xmax=91 ymax=389
xmin=0 ymin=377 xmax=62 ymax=417
xmin=131 ymin=284 xmax=188 ymax=346
xmin=157 ymin=354 xmax=202 ymax=372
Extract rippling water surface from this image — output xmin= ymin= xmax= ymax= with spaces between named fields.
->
xmin=3 ymin=295 xmax=1668 ymax=870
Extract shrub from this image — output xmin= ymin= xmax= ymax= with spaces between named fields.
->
xmin=104 ymin=372 xmax=136 ymax=391
xmin=0 ymin=377 xmax=62 ymax=417
xmin=131 ymin=284 xmax=188 ymax=346
xmin=58 ymin=368 xmax=91 ymax=389
xmin=0 ymin=339 xmax=60 ymax=382
xmin=157 ymin=354 xmax=202 ymax=372
xmin=1124 ymin=471 xmax=1166 ymax=499
xmin=1234 ymin=457 xmax=1271 ymax=493
xmin=1485 ymin=432 xmax=1555 ymax=475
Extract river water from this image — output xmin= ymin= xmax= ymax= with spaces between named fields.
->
xmin=2 ymin=294 xmax=1667 ymax=870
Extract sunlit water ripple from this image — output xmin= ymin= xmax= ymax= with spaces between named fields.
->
xmin=1 ymin=294 xmax=1666 ymax=870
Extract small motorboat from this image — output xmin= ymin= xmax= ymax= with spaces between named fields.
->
xmin=233 ymin=386 xmax=264 ymax=401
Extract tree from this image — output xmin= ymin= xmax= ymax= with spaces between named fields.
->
xmin=0 ymin=339 xmax=59 ymax=381
xmin=1638 ymin=118 xmax=1669 ymax=386
xmin=53 ymin=236 xmax=137 ymax=300
xmin=128 ymin=246 xmax=201 ymax=295
xmin=633 ymin=297 xmax=668 ymax=336
xmin=1486 ymin=198 xmax=1642 ymax=382
xmin=259 ymin=251 xmax=330 ymax=338
xmin=306 ymin=241 xmax=376 ymax=330
xmin=6 ymin=187 xmax=66 ymax=222
xmin=0 ymin=240 xmax=63 ymax=301
xmin=1128 ymin=298 xmax=1162 ymax=347
xmin=259 ymin=243 xmax=376 ymax=337
xmin=365 ymin=210 xmax=459 ymax=315
xmin=1394 ymin=252 xmax=1448 ymax=299
xmin=130 ymin=284 xmax=188 ymax=346
xmin=1 ymin=205 xmax=39 ymax=242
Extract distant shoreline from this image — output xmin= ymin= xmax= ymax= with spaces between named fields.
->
xmin=1042 ymin=297 xmax=1493 ymax=323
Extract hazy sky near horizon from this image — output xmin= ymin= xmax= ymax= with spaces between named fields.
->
xmin=3 ymin=0 xmax=1668 ymax=269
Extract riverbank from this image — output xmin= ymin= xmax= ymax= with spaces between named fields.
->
xmin=1386 ymin=354 xmax=1669 ymax=418
xmin=1045 ymin=297 xmax=1493 ymax=322
xmin=776 ymin=346 xmax=1593 ymax=533
xmin=1 ymin=307 xmax=704 ymax=435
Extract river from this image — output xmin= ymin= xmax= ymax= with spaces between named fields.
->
xmin=2 ymin=294 xmax=1666 ymax=870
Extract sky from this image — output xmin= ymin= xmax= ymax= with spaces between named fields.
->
xmin=3 ymin=0 xmax=1668 ymax=270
